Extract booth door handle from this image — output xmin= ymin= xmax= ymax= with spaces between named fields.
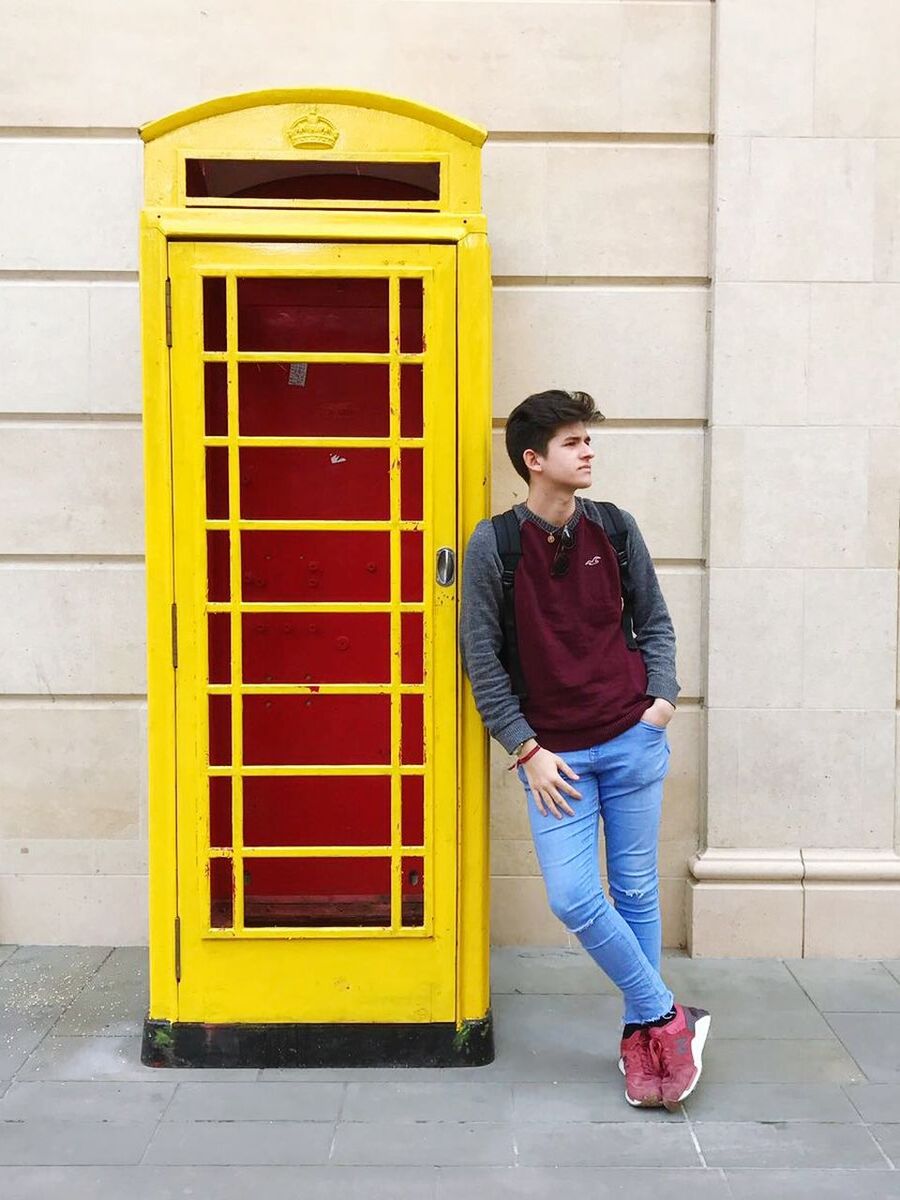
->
xmin=436 ymin=547 xmax=456 ymax=587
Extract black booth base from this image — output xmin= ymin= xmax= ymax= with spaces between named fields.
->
xmin=141 ymin=1012 xmax=494 ymax=1068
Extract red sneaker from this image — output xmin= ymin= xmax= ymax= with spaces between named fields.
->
xmin=648 ymin=1003 xmax=711 ymax=1111
xmin=618 ymin=1027 xmax=664 ymax=1107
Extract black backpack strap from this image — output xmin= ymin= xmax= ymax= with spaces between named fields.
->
xmin=490 ymin=510 xmax=529 ymax=701
xmin=597 ymin=501 xmax=638 ymax=651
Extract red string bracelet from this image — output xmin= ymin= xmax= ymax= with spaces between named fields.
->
xmin=507 ymin=743 xmax=541 ymax=771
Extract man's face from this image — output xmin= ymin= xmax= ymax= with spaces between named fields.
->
xmin=528 ymin=421 xmax=595 ymax=489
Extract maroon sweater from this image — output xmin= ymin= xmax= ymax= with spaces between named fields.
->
xmin=515 ymin=512 xmax=654 ymax=751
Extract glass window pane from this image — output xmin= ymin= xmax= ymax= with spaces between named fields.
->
xmin=205 ymin=362 xmax=228 ymax=436
xmin=207 ymin=531 xmax=230 ymax=603
xmin=399 ymin=277 xmax=423 ymax=353
xmin=400 ymin=449 xmax=423 ymax=522
xmin=401 ymin=855 xmax=424 ymax=927
xmin=239 ymin=448 xmax=390 ymax=521
xmin=237 ymin=278 xmax=389 ymax=353
xmin=209 ymin=776 xmax=232 ymax=848
xmin=210 ymin=857 xmax=233 ymax=928
xmin=400 ymin=612 xmax=423 ymax=685
xmin=206 ymin=447 xmax=229 ymax=520
xmin=243 ymin=857 xmax=391 ymax=928
xmin=244 ymin=694 xmax=390 ymax=766
xmin=400 ymin=693 xmax=424 ymax=765
xmin=243 ymin=612 xmax=390 ymax=685
xmin=209 ymin=694 xmax=231 ymax=766
xmin=244 ymin=776 xmax=390 ymax=846
xmin=203 ymin=277 xmax=227 ymax=351
xmin=238 ymin=362 xmax=389 ymax=438
xmin=208 ymin=613 xmax=231 ymax=685
xmin=401 ymin=775 xmax=424 ymax=846
xmin=400 ymin=531 xmax=423 ymax=604
xmin=242 ymin=531 xmax=389 ymax=603
xmin=400 ymin=364 xmax=423 ymax=438
xmin=187 ymin=159 xmax=440 ymax=202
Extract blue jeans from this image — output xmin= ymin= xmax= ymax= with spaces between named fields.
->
xmin=517 ymin=718 xmax=675 ymax=1026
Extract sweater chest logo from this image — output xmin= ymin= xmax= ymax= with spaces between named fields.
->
xmin=584 ymin=555 xmax=602 ymax=567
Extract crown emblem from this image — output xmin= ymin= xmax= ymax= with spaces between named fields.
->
xmin=285 ymin=109 xmax=339 ymax=150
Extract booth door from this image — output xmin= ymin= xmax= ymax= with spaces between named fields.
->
xmin=167 ymin=242 xmax=457 ymax=1024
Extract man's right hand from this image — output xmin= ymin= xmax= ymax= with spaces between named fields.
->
xmin=521 ymin=748 xmax=583 ymax=820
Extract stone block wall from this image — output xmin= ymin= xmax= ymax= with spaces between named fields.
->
xmin=690 ymin=0 xmax=900 ymax=955
xmin=0 ymin=1 xmax=714 ymax=946
xmin=2 ymin=0 xmax=894 ymax=955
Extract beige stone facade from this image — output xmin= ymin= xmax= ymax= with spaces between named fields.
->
xmin=689 ymin=0 xmax=900 ymax=956
xmin=0 ymin=0 xmax=896 ymax=953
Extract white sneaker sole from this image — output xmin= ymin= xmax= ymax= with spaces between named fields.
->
xmin=664 ymin=1012 xmax=711 ymax=1110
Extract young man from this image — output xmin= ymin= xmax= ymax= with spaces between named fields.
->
xmin=459 ymin=389 xmax=710 ymax=1109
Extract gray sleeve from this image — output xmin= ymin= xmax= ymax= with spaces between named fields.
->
xmin=620 ymin=508 xmax=681 ymax=707
xmin=458 ymin=518 xmax=537 ymax=755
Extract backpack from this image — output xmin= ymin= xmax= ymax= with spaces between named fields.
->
xmin=490 ymin=501 xmax=638 ymax=702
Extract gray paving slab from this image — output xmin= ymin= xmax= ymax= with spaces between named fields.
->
xmin=0 ymin=948 xmax=16 ymax=968
xmin=512 ymin=1080 xmax=683 ymax=1122
xmin=9 ymin=945 xmax=900 ymax=1188
xmin=332 ymin=1120 xmax=515 ymax=1166
xmin=705 ymin=1002 xmax=834 ymax=1040
xmin=483 ymin=992 xmax=625 ymax=1080
xmin=0 ymin=947 xmax=110 ymax=1019
xmin=342 ymin=1079 xmax=512 ymax=1122
xmin=494 ymin=990 xmax=625 ymax=1036
xmin=0 ymin=1165 xmax=439 ymax=1200
xmin=143 ymin=1120 xmax=335 ymax=1165
xmin=250 ymin=1063 xmax=468 ymax=1085
xmin=869 ymin=1123 xmax=900 ymax=1166
xmin=0 ymin=1019 xmax=54 ymax=1079
xmin=494 ymin=952 xmax=806 ymax=1036
xmin=883 ymin=961 xmax=900 ymax=986
xmin=53 ymin=947 xmax=148 ymax=1037
xmin=490 ymin=947 xmax=617 ymax=995
xmin=0 ymin=1080 xmax=175 ymax=1122
xmin=725 ymin=1169 xmax=900 ymax=1199
xmin=479 ymin=1039 xmax=611 ymax=1082
xmin=164 ymin=1080 xmax=343 ymax=1121
xmin=694 ymin=1120 xmax=888 ymax=1168
xmin=515 ymin=1120 xmax=700 ymax=1167
xmin=700 ymin=1038 xmax=866 ymax=1084
xmin=683 ymin=1081 xmax=862 ymax=1122
xmin=825 ymin=1013 xmax=900 ymax=1081
xmin=786 ymin=959 xmax=900 ymax=1012
xmin=661 ymin=958 xmax=817 ymax=1011
xmin=16 ymin=1035 xmax=259 ymax=1082
xmin=0 ymin=1119 xmax=156 ymax=1165
xmin=435 ymin=1166 xmax=732 ymax=1199
xmin=844 ymin=1083 xmax=900 ymax=1122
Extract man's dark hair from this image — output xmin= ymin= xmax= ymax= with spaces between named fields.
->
xmin=505 ymin=389 xmax=605 ymax=483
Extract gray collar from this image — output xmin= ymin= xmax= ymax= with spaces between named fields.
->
xmin=513 ymin=497 xmax=585 ymax=535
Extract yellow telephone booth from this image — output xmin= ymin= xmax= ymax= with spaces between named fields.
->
xmin=138 ymin=89 xmax=492 ymax=1067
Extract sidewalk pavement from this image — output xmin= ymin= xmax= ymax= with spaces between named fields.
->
xmin=2 ymin=943 xmax=900 ymax=1197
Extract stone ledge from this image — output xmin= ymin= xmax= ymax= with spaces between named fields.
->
xmin=690 ymin=847 xmax=803 ymax=881
xmin=802 ymin=849 xmax=900 ymax=882
xmin=691 ymin=846 xmax=900 ymax=883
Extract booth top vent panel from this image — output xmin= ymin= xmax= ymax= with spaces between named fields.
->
xmin=142 ymin=88 xmax=485 ymax=213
